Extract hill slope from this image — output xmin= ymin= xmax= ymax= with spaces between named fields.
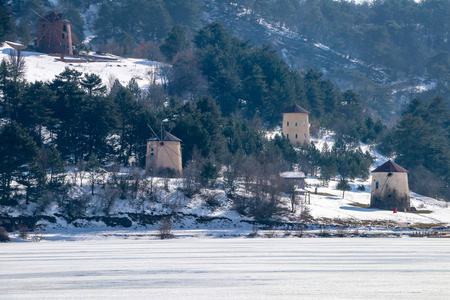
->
xmin=1 ymin=132 xmax=449 ymax=235
xmin=0 ymin=45 xmax=161 ymax=89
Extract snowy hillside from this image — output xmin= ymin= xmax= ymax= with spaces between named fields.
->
xmin=1 ymin=44 xmax=449 ymax=238
xmin=2 ymin=131 xmax=450 ymax=237
xmin=0 ymin=44 xmax=162 ymax=89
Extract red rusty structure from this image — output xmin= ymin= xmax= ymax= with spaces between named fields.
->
xmin=36 ymin=12 xmax=73 ymax=55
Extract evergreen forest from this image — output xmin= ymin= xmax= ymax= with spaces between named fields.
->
xmin=0 ymin=0 xmax=449 ymax=212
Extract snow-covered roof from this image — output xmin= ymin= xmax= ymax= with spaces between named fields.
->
xmin=4 ymin=41 xmax=26 ymax=50
xmin=280 ymin=171 xmax=306 ymax=179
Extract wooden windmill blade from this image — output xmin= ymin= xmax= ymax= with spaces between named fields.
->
xmin=161 ymin=143 xmax=182 ymax=158
xmin=160 ymin=144 xmax=179 ymax=169
xmin=160 ymin=130 xmax=182 ymax=158
xmin=35 ymin=24 xmax=52 ymax=45
xmin=149 ymin=141 xmax=178 ymax=169
xmin=32 ymin=10 xmax=52 ymax=23
xmin=32 ymin=10 xmax=54 ymax=46
xmin=147 ymin=124 xmax=161 ymax=141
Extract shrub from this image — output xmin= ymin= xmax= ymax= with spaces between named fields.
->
xmin=200 ymin=161 xmax=218 ymax=187
xmin=158 ymin=217 xmax=174 ymax=239
xmin=18 ymin=224 xmax=29 ymax=239
xmin=294 ymin=223 xmax=305 ymax=237
xmin=204 ymin=192 xmax=221 ymax=209
xmin=232 ymin=194 xmax=250 ymax=216
xmin=248 ymin=226 xmax=259 ymax=238
xmin=0 ymin=227 xmax=10 ymax=242
xmin=61 ymin=195 xmax=91 ymax=219
xmin=264 ymin=230 xmax=277 ymax=238
xmin=300 ymin=206 xmax=312 ymax=222
xmin=357 ymin=185 xmax=365 ymax=191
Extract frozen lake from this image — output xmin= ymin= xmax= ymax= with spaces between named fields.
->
xmin=1 ymin=238 xmax=450 ymax=299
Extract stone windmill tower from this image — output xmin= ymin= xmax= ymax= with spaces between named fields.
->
xmin=282 ymin=104 xmax=311 ymax=146
xmin=36 ymin=12 xmax=73 ymax=55
xmin=370 ymin=160 xmax=410 ymax=211
xmin=145 ymin=130 xmax=182 ymax=177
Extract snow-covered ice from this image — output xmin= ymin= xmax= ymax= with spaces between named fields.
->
xmin=1 ymin=238 xmax=450 ymax=299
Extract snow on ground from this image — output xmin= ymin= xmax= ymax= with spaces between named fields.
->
xmin=304 ymin=177 xmax=450 ymax=226
xmin=301 ymin=151 xmax=450 ymax=226
xmin=1 ymin=42 xmax=449 ymax=231
xmin=1 ymin=238 xmax=450 ymax=299
xmin=0 ymin=45 xmax=162 ymax=89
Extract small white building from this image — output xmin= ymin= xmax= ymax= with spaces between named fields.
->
xmin=145 ymin=131 xmax=182 ymax=177
xmin=370 ymin=160 xmax=410 ymax=211
xmin=282 ymin=105 xmax=310 ymax=146
xmin=280 ymin=171 xmax=306 ymax=191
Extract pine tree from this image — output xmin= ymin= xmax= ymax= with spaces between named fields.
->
xmin=81 ymin=73 xmax=106 ymax=97
xmin=0 ymin=4 xmax=14 ymax=44
xmin=49 ymin=68 xmax=85 ymax=161
xmin=165 ymin=0 xmax=201 ymax=27
xmin=0 ymin=122 xmax=39 ymax=205
xmin=160 ymin=25 xmax=189 ymax=62
xmin=37 ymin=145 xmax=66 ymax=188
xmin=336 ymin=178 xmax=351 ymax=198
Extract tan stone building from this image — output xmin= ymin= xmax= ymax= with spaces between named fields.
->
xmin=36 ymin=12 xmax=73 ymax=55
xmin=370 ymin=160 xmax=410 ymax=211
xmin=145 ymin=131 xmax=182 ymax=177
xmin=282 ymin=104 xmax=310 ymax=146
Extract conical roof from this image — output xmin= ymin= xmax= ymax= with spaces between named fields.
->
xmin=163 ymin=131 xmax=181 ymax=142
xmin=283 ymin=104 xmax=310 ymax=114
xmin=372 ymin=160 xmax=408 ymax=173
xmin=41 ymin=11 xmax=69 ymax=22
xmin=148 ymin=130 xmax=181 ymax=142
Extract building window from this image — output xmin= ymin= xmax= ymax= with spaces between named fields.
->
xmin=62 ymin=45 xmax=65 ymax=51
xmin=150 ymin=148 xmax=154 ymax=156
xmin=43 ymin=24 xmax=45 ymax=28
xmin=287 ymin=121 xmax=289 ymax=126
xmin=376 ymin=182 xmax=379 ymax=189
xmin=304 ymin=134 xmax=306 ymax=139
xmin=303 ymin=121 xmax=306 ymax=126
xmin=62 ymin=33 xmax=65 ymax=39
xmin=295 ymin=122 xmax=297 ymax=126
xmin=286 ymin=134 xmax=289 ymax=139
xmin=295 ymin=134 xmax=298 ymax=139
xmin=63 ymin=23 xmax=67 ymax=32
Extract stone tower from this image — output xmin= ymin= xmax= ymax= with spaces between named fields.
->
xmin=282 ymin=104 xmax=310 ymax=146
xmin=145 ymin=131 xmax=182 ymax=177
xmin=36 ymin=12 xmax=73 ymax=55
xmin=370 ymin=160 xmax=410 ymax=211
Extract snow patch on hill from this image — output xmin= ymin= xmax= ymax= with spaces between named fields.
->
xmin=0 ymin=44 xmax=163 ymax=89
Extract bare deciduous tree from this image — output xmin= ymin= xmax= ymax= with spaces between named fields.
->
xmin=100 ymin=182 xmax=120 ymax=215
xmin=7 ymin=49 xmax=26 ymax=82
xmin=158 ymin=217 xmax=173 ymax=239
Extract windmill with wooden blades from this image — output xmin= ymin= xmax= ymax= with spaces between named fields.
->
xmin=35 ymin=11 xmax=73 ymax=55
xmin=145 ymin=121 xmax=183 ymax=177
